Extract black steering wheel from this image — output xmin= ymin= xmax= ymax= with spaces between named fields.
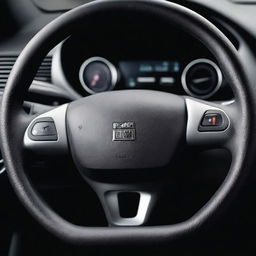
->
xmin=0 ymin=0 xmax=254 ymax=246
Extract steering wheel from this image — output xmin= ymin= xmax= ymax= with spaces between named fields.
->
xmin=0 ymin=0 xmax=253 ymax=246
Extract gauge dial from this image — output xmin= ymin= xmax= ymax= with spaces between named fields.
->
xmin=79 ymin=57 xmax=118 ymax=94
xmin=181 ymin=59 xmax=223 ymax=99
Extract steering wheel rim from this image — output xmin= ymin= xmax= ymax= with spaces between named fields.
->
xmin=0 ymin=0 xmax=252 ymax=246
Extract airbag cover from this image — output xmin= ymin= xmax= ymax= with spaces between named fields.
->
xmin=66 ymin=90 xmax=186 ymax=170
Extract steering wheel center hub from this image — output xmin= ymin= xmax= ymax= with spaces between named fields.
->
xmin=66 ymin=90 xmax=186 ymax=170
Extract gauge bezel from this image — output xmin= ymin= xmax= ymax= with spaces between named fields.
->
xmin=181 ymin=58 xmax=223 ymax=99
xmin=79 ymin=56 xmax=118 ymax=94
xmin=0 ymin=158 xmax=5 ymax=175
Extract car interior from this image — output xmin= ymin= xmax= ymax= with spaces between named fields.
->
xmin=1 ymin=0 xmax=256 ymax=255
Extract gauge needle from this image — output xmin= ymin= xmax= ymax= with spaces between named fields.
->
xmin=192 ymin=77 xmax=211 ymax=84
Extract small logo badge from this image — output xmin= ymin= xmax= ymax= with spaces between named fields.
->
xmin=112 ymin=122 xmax=136 ymax=141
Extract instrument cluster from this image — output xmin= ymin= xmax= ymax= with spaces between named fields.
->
xmin=79 ymin=56 xmax=223 ymax=99
xmin=58 ymin=21 xmax=233 ymax=101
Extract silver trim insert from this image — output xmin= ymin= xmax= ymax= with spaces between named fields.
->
xmin=79 ymin=57 xmax=118 ymax=95
xmin=24 ymin=104 xmax=69 ymax=154
xmin=181 ymin=58 xmax=223 ymax=99
xmin=104 ymin=191 xmax=151 ymax=226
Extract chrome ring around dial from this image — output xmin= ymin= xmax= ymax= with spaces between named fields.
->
xmin=0 ymin=158 xmax=5 ymax=175
xmin=181 ymin=58 xmax=223 ymax=99
xmin=79 ymin=56 xmax=118 ymax=94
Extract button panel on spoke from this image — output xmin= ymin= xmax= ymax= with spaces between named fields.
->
xmin=199 ymin=110 xmax=229 ymax=132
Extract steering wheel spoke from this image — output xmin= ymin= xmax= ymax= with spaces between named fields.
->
xmin=23 ymin=104 xmax=69 ymax=154
xmin=185 ymin=97 xmax=235 ymax=149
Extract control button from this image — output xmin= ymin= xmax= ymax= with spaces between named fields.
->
xmin=199 ymin=110 xmax=229 ymax=132
xmin=29 ymin=118 xmax=58 ymax=141
xmin=32 ymin=122 xmax=57 ymax=136
xmin=201 ymin=113 xmax=223 ymax=127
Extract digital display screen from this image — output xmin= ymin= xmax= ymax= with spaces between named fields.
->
xmin=119 ymin=61 xmax=180 ymax=89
